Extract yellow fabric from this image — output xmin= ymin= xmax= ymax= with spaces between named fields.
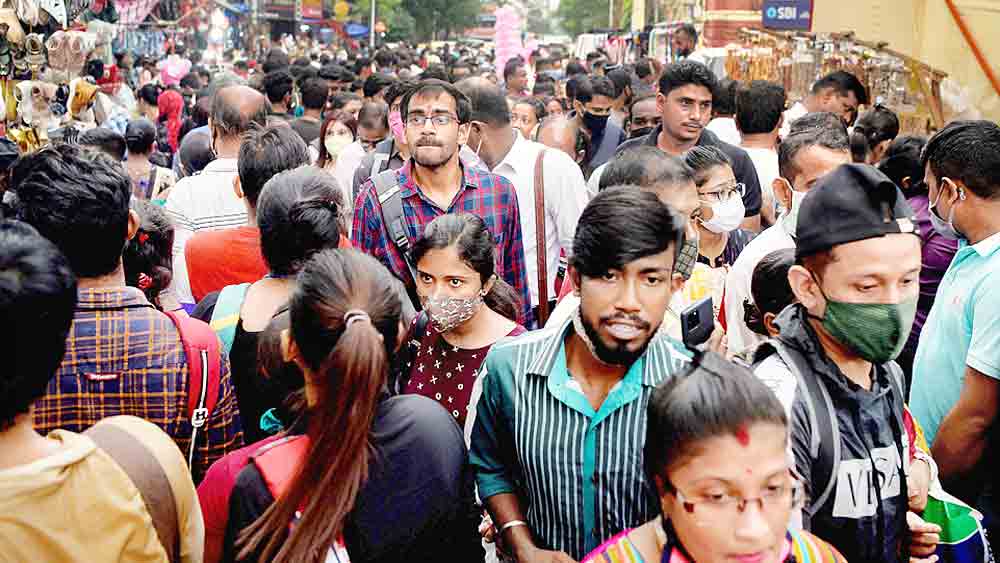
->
xmin=812 ymin=0 xmax=1000 ymax=122
xmin=0 ymin=417 xmax=204 ymax=563
xmin=96 ymin=415 xmax=205 ymax=563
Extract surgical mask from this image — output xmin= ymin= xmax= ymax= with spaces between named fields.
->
xmin=673 ymin=230 xmax=699 ymax=280
xmin=929 ymin=184 xmax=964 ymax=240
xmin=388 ymin=110 xmax=405 ymax=141
xmin=782 ymin=188 xmax=808 ymax=238
xmin=421 ymin=290 xmax=486 ymax=333
xmin=810 ymin=273 xmax=918 ymax=363
xmin=582 ymin=112 xmax=609 ymax=137
xmin=629 ymin=126 xmax=654 ymax=139
xmin=324 ymin=134 xmax=352 ymax=158
xmin=699 ymin=192 xmax=745 ymax=233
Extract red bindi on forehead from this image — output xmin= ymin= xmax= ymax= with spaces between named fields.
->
xmin=734 ymin=424 xmax=751 ymax=447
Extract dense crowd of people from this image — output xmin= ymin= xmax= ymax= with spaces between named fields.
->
xmin=2 ymin=32 xmax=1000 ymax=563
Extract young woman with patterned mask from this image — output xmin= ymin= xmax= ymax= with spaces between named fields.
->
xmin=399 ymin=213 xmax=526 ymax=426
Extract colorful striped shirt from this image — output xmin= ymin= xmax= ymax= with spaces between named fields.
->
xmin=468 ymin=317 xmax=691 ymax=559
xmin=32 ymin=287 xmax=244 ymax=482
xmin=582 ymin=526 xmax=847 ymax=563
xmin=352 ymin=159 xmax=532 ymax=324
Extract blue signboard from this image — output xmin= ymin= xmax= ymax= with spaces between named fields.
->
xmin=762 ymin=0 xmax=813 ymax=31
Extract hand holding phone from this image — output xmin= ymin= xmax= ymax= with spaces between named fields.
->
xmin=681 ymin=297 xmax=714 ymax=350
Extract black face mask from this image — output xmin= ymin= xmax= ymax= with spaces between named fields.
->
xmin=629 ymin=126 xmax=654 ymax=139
xmin=583 ymin=112 xmax=609 ymax=137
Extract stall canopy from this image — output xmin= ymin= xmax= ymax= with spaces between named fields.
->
xmin=344 ymin=23 xmax=368 ymax=37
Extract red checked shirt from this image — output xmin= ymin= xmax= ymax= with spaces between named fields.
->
xmin=32 ymin=287 xmax=244 ymax=482
xmin=352 ymin=160 xmax=532 ymax=324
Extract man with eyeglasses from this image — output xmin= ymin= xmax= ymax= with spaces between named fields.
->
xmin=356 ymin=101 xmax=389 ymax=153
xmin=617 ymin=61 xmax=764 ymax=232
xmin=352 ymin=79 xmax=532 ymax=324
xmin=351 ymin=80 xmax=413 ymax=200
xmin=752 ymin=164 xmax=940 ymax=563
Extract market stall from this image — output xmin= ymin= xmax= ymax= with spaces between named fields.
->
xmin=728 ymin=28 xmax=948 ymax=133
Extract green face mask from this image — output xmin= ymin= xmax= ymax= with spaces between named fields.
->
xmin=811 ymin=275 xmax=919 ymax=363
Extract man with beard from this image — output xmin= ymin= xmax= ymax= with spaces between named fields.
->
xmin=352 ymin=79 xmax=531 ymax=323
xmin=469 ymin=187 xmax=691 ymax=562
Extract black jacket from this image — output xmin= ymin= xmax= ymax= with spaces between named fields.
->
xmin=754 ymin=305 xmax=908 ymax=563
xmin=222 ymin=394 xmax=484 ymax=562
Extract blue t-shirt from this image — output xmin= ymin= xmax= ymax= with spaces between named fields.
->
xmin=911 ymin=231 xmax=1000 ymax=444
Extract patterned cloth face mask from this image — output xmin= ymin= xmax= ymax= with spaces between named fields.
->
xmin=422 ymin=286 xmax=488 ymax=333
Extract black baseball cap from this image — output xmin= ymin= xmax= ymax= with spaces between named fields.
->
xmin=796 ymin=163 xmax=918 ymax=260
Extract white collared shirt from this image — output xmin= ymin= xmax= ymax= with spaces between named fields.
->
xmin=492 ymin=131 xmax=588 ymax=307
xmin=165 ymin=157 xmax=247 ymax=305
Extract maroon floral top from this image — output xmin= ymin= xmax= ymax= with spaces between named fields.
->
xmin=403 ymin=322 xmax=526 ymax=427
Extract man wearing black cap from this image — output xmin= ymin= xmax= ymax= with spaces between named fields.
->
xmin=752 ymin=164 xmax=939 ymax=563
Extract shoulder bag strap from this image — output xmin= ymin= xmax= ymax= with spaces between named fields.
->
xmin=373 ymin=169 xmax=418 ymax=285
xmin=208 ymin=282 xmax=251 ymax=356
xmin=85 ymin=422 xmax=180 ymax=563
xmin=146 ymin=165 xmax=159 ymax=199
xmin=771 ymin=340 xmax=840 ymax=517
xmin=534 ymin=149 xmax=549 ymax=326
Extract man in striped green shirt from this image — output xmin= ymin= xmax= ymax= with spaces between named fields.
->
xmin=469 ymin=188 xmax=692 ymax=562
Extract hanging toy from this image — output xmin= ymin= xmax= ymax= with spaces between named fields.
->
xmin=0 ymin=25 xmax=12 ymax=80
xmin=11 ymin=42 xmax=29 ymax=80
xmin=24 ymin=33 xmax=44 ymax=76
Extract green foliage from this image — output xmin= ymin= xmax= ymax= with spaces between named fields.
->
xmin=351 ymin=0 xmax=416 ymax=42
xmin=401 ymin=0 xmax=480 ymax=40
xmin=556 ymin=0 xmax=609 ymax=37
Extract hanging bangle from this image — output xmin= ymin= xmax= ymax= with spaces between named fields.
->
xmin=498 ymin=519 xmax=528 ymax=537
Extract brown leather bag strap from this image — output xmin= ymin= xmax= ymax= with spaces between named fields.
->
xmin=534 ymin=148 xmax=549 ymax=326
xmin=85 ymin=422 xmax=180 ymax=563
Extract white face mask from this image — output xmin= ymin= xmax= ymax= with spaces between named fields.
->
xmin=700 ymin=192 xmax=745 ymax=233
xmin=324 ymin=134 xmax=352 ymax=158
xmin=782 ymin=188 xmax=808 ymax=237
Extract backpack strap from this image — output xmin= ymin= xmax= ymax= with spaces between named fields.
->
xmin=208 ymin=283 xmax=251 ymax=356
xmin=252 ymin=435 xmax=352 ymax=562
xmin=370 ymin=151 xmax=390 ymax=179
xmin=373 ymin=169 xmax=418 ymax=285
xmin=85 ymin=421 xmax=180 ymax=563
xmin=390 ymin=312 xmax=430 ymax=395
xmin=253 ymin=434 xmax=311 ymax=500
xmin=765 ymin=340 xmax=841 ymax=517
xmin=163 ymin=311 xmax=222 ymax=471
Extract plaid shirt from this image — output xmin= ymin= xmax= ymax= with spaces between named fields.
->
xmin=352 ymin=160 xmax=532 ymax=324
xmin=33 ymin=287 xmax=244 ymax=482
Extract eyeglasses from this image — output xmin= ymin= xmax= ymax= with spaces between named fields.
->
xmin=673 ymin=480 xmax=805 ymax=524
xmin=361 ymin=137 xmax=387 ymax=150
xmin=406 ymin=114 xmax=458 ymax=128
xmin=700 ymin=182 xmax=745 ymax=203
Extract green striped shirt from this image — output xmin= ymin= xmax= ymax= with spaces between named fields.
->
xmin=468 ymin=318 xmax=690 ymax=559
